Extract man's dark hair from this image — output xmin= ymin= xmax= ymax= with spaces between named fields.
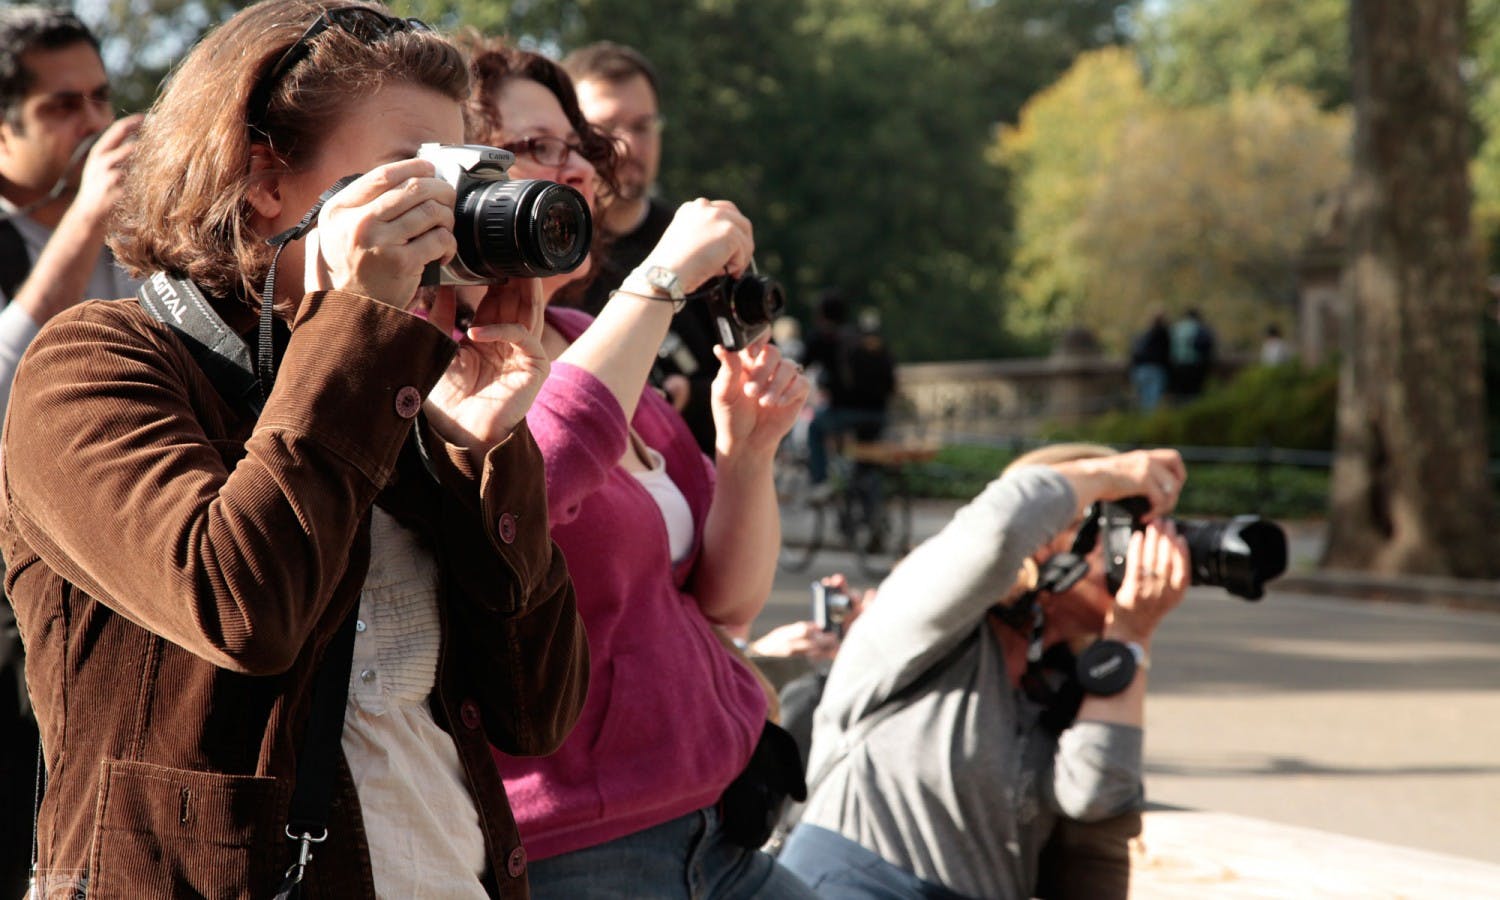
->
xmin=561 ymin=41 xmax=659 ymax=101
xmin=0 ymin=6 xmax=100 ymax=126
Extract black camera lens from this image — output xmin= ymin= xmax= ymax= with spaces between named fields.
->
xmin=1097 ymin=500 xmax=1287 ymax=601
xmin=1178 ymin=516 xmax=1287 ymax=600
xmin=729 ymin=275 xmax=786 ymax=326
xmin=455 ymin=178 xmax=592 ymax=279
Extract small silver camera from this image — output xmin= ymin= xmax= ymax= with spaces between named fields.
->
xmin=811 ymin=582 xmax=853 ymax=638
xmin=416 ymin=142 xmax=593 ymax=285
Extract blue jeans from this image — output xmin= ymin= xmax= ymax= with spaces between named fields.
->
xmin=526 ymin=806 xmax=818 ymax=899
xmin=808 ymin=407 xmax=889 ymax=484
xmin=1131 ymin=363 xmax=1166 ymax=412
xmin=778 ymin=824 xmax=971 ymax=900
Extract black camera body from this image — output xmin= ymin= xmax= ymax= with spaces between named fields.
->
xmin=417 ymin=143 xmax=592 ymax=285
xmin=700 ymin=263 xmax=785 ymax=350
xmin=811 ymin=582 xmax=853 ymax=638
xmin=1094 ymin=496 xmax=1287 ymax=600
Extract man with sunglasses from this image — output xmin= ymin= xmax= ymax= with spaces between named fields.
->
xmin=564 ymin=42 xmax=724 ymax=456
xmin=0 ymin=7 xmax=141 ymax=420
xmin=0 ymin=8 xmax=139 ymax=897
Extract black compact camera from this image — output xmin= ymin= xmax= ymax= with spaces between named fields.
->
xmin=1088 ymin=497 xmax=1287 ymax=600
xmin=811 ymin=582 xmax=853 ymax=638
xmin=697 ymin=261 xmax=785 ymax=350
xmin=417 ymin=143 xmax=592 ymax=284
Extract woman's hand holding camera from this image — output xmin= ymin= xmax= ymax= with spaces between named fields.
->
xmin=1108 ymin=522 xmax=1189 ymax=646
xmin=423 ymin=278 xmax=550 ymax=465
xmin=305 ymin=158 xmax=458 ymax=309
xmin=1052 ymin=448 xmax=1187 ymax=521
xmin=641 ymin=198 xmax=754 ymax=294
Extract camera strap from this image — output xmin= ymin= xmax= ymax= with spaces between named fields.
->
xmin=137 ymin=273 xmax=266 ymax=416
xmin=258 ymin=174 xmax=359 ymax=404
xmin=135 ymin=268 xmax=358 ymax=898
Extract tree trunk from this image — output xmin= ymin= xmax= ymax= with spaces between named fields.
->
xmin=1326 ymin=0 xmax=1497 ymax=576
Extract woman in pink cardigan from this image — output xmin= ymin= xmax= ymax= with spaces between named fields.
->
xmin=462 ymin=38 xmax=816 ymax=899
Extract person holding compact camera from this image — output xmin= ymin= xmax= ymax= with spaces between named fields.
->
xmin=777 ymin=444 xmax=1194 ymax=899
xmin=1 ymin=2 xmax=590 ymax=897
xmin=460 ymin=36 xmax=816 ymax=899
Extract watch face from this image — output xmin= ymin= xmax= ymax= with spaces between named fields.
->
xmin=1076 ymin=639 xmax=1137 ymax=696
xmin=646 ymin=265 xmax=682 ymax=298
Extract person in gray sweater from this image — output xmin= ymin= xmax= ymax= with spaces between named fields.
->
xmin=778 ymin=445 xmax=1190 ymax=899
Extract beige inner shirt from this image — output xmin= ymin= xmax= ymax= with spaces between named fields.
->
xmin=341 ymin=508 xmax=488 ymax=898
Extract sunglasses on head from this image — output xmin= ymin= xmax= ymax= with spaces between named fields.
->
xmin=246 ymin=6 xmax=431 ymax=133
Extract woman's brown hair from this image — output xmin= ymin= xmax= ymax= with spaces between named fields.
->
xmin=110 ymin=0 xmax=468 ymax=304
xmin=456 ymin=32 xmax=619 ymax=198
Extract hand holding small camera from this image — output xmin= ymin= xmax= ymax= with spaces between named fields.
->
xmin=642 ymin=198 xmax=754 ymax=294
xmin=304 ymin=158 xmax=458 ymax=309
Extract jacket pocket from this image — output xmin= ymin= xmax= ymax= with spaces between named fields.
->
xmin=88 ymin=759 xmax=283 ymax=900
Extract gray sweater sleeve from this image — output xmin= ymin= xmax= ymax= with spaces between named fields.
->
xmin=1051 ymin=721 xmax=1144 ymax=821
xmin=818 ymin=465 xmax=1077 ymax=727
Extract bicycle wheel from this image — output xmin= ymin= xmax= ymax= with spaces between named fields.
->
xmin=775 ymin=451 xmax=824 ymax=572
xmin=851 ymin=468 xmax=914 ymax=580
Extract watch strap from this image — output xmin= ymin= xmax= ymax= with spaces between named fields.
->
xmin=619 ymin=264 xmax=686 ymax=313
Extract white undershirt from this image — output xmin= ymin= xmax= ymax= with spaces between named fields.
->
xmin=631 ymin=445 xmax=695 ymax=565
xmin=341 ymin=508 xmax=488 ymax=899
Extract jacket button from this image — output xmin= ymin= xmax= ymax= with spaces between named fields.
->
xmin=497 ymin=512 xmax=517 ymax=544
xmin=459 ymin=699 xmax=482 ymax=730
xmin=394 ymin=385 xmax=422 ymax=419
xmin=506 ymin=846 xmax=527 ymax=878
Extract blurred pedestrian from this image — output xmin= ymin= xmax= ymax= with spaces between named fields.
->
xmin=1168 ymin=308 xmax=1216 ymax=401
xmin=803 ymin=295 xmax=898 ymax=491
xmin=1260 ymin=322 xmax=1293 ymax=366
xmin=1128 ymin=311 xmax=1170 ymax=412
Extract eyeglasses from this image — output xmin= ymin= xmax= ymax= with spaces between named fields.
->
xmin=600 ymin=115 xmax=664 ymax=140
xmin=246 ymin=7 xmax=431 ymax=133
xmin=33 ymin=85 xmax=112 ymax=121
xmin=500 ymin=135 xmax=588 ymax=168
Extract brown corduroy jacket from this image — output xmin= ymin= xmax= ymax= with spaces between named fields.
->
xmin=1 ymin=290 xmax=588 ymax=899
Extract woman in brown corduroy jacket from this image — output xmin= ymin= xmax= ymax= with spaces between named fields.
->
xmin=0 ymin=2 xmax=588 ymax=897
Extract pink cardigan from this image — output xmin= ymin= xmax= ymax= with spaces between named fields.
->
xmin=492 ymin=307 xmax=767 ymax=860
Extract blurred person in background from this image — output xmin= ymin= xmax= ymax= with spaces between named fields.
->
xmin=803 ymin=295 xmax=898 ymax=494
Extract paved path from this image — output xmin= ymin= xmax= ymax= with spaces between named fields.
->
xmin=758 ymin=502 xmax=1500 ymax=890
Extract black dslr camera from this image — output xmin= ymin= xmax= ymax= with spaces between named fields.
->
xmin=417 ymin=143 xmax=593 ymax=284
xmin=696 ymin=261 xmax=785 ymax=350
xmin=1086 ymin=496 xmax=1287 ymax=600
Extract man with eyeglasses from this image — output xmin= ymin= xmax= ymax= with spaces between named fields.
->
xmin=564 ymin=41 xmax=723 ymax=456
xmin=0 ymin=7 xmax=139 ymax=897
xmin=0 ymin=7 xmax=141 ymax=420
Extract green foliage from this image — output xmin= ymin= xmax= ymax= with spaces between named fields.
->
xmin=511 ymin=0 xmax=1137 ymax=362
xmin=904 ymin=442 xmax=1331 ymax=519
xmin=997 ymin=48 xmax=1349 ymax=352
xmin=1135 ymin=0 xmax=1350 ymax=110
xmin=1047 ymin=362 xmax=1340 ymax=451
